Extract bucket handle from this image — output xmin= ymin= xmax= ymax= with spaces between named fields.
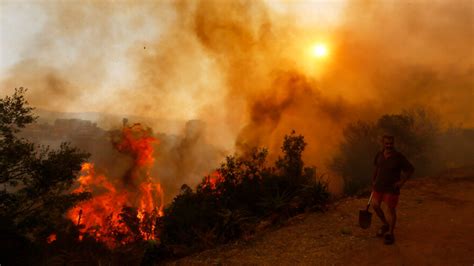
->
xmin=366 ymin=192 xmax=373 ymax=211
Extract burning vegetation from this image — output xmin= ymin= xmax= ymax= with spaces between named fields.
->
xmin=68 ymin=124 xmax=164 ymax=246
xmin=2 ymin=86 xmax=474 ymax=265
xmin=1 ymin=0 xmax=473 ymax=264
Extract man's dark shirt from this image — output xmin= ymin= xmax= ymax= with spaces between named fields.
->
xmin=374 ymin=150 xmax=414 ymax=194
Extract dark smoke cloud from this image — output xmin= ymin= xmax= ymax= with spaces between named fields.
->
xmin=153 ymin=120 xmax=223 ymax=202
xmin=172 ymin=0 xmax=373 ymax=165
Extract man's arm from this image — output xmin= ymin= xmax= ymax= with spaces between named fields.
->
xmin=395 ymin=154 xmax=415 ymax=189
xmin=396 ymin=168 xmax=414 ymax=188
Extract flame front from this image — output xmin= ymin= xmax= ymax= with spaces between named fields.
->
xmin=203 ymin=171 xmax=224 ymax=190
xmin=68 ymin=124 xmax=164 ymax=246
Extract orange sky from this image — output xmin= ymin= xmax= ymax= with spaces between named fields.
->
xmin=0 ymin=0 xmax=347 ymax=117
xmin=0 ymin=1 xmax=472 ymax=166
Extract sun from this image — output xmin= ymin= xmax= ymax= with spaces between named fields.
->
xmin=311 ymin=43 xmax=329 ymax=58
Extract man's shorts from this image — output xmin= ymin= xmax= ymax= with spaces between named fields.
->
xmin=372 ymin=191 xmax=399 ymax=209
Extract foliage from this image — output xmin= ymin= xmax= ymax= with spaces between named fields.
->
xmin=378 ymin=108 xmax=440 ymax=174
xmin=329 ymin=121 xmax=379 ymax=195
xmin=0 ymin=87 xmax=36 ymax=139
xmin=330 ymin=107 xmax=443 ymax=195
xmin=0 ymin=88 xmax=90 ymax=244
xmin=161 ymin=132 xmax=329 ymax=253
xmin=160 ymin=184 xmax=221 ymax=249
xmin=276 ymin=132 xmax=306 ymax=180
xmin=0 ymin=89 xmax=330 ymax=263
xmin=436 ymin=127 xmax=474 ymax=168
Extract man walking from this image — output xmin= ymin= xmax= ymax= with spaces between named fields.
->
xmin=372 ymin=135 xmax=414 ymax=245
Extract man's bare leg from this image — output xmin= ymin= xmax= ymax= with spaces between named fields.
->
xmin=387 ymin=207 xmax=397 ymax=235
xmin=372 ymin=201 xmax=388 ymax=225
xmin=372 ymin=200 xmax=390 ymax=237
xmin=384 ymin=207 xmax=397 ymax=244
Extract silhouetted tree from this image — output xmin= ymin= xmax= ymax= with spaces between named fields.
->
xmin=329 ymin=121 xmax=379 ymax=195
xmin=160 ymin=131 xmax=329 ymax=254
xmin=0 ymin=88 xmax=91 ymax=244
xmin=276 ymin=131 xmax=306 ymax=180
xmin=331 ymin=107 xmax=441 ymax=195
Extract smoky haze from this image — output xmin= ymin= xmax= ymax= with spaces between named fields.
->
xmin=1 ymin=0 xmax=473 ymax=195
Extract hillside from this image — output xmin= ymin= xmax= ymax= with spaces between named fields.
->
xmin=167 ymin=167 xmax=474 ymax=265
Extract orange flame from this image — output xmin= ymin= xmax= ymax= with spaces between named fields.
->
xmin=47 ymin=233 xmax=57 ymax=244
xmin=68 ymin=124 xmax=164 ymax=247
xmin=115 ymin=124 xmax=156 ymax=167
xmin=204 ymin=171 xmax=224 ymax=190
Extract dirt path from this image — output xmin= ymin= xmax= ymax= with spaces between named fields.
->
xmin=167 ymin=168 xmax=474 ymax=266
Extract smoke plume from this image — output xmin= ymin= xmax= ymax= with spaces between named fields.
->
xmin=1 ymin=0 xmax=472 ymax=192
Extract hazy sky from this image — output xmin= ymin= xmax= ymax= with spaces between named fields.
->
xmin=0 ymin=1 xmax=346 ymax=70
xmin=1 ymin=0 xmax=472 ymax=173
xmin=0 ymin=0 xmax=347 ymax=115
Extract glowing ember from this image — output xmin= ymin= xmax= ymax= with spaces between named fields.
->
xmin=204 ymin=171 xmax=224 ymax=190
xmin=68 ymin=124 xmax=164 ymax=246
xmin=47 ymin=233 xmax=57 ymax=244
